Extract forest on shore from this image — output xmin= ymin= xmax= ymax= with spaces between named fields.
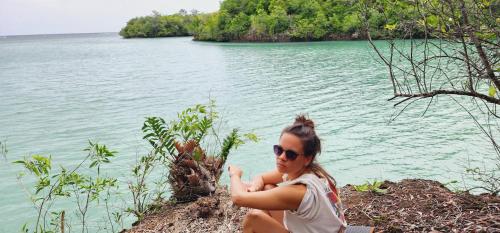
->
xmin=119 ymin=0 xmax=414 ymax=41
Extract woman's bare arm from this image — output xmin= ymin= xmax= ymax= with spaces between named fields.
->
xmin=248 ymin=169 xmax=284 ymax=191
xmin=261 ymin=169 xmax=285 ymax=185
xmin=229 ymin=165 xmax=305 ymax=210
xmin=231 ymin=174 xmax=305 ymax=210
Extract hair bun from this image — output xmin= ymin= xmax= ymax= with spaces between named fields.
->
xmin=294 ymin=114 xmax=315 ymax=129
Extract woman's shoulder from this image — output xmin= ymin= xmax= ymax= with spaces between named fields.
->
xmin=283 ymin=172 xmax=324 ymax=186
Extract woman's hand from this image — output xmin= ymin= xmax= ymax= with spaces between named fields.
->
xmin=228 ymin=165 xmax=264 ymax=192
xmin=228 ymin=165 xmax=243 ymax=178
xmin=247 ymin=177 xmax=264 ymax=192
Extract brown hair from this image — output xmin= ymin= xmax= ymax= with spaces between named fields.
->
xmin=281 ymin=114 xmax=337 ymax=186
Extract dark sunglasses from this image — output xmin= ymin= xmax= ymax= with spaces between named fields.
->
xmin=273 ymin=145 xmax=300 ymax=161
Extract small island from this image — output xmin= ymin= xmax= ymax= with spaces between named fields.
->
xmin=120 ymin=0 xmax=410 ymax=41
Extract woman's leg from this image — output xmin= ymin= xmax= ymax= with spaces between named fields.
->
xmin=242 ymin=209 xmax=289 ymax=233
xmin=242 ymin=184 xmax=288 ymax=233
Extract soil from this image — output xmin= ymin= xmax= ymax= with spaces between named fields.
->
xmin=126 ymin=179 xmax=499 ymax=233
xmin=343 ymin=179 xmax=499 ymax=233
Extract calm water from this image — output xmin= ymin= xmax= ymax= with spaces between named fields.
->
xmin=0 ymin=33 xmax=493 ymax=232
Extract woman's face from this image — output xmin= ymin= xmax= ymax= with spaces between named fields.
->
xmin=276 ymin=133 xmax=312 ymax=175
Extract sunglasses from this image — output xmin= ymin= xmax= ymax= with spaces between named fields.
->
xmin=273 ymin=145 xmax=300 ymax=161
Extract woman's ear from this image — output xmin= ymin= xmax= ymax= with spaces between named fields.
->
xmin=305 ymin=156 xmax=313 ymax=167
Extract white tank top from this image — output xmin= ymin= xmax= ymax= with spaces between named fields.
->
xmin=281 ymin=173 xmax=347 ymax=233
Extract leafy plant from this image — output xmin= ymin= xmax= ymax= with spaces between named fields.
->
xmin=8 ymin=100 xmax=258 ymax=231
xmin=13 ymin=141 xmax=119 ymax=233
xmin=127 ymin=100 xmax=257 ymax=219
xmin=142 ymin=117 xmax=176 ymax=159
xmin=354 ymin=180 xmax=388 ymax=194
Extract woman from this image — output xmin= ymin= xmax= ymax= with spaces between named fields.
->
xmin=228 ymin=115 xmax=347 ymax=233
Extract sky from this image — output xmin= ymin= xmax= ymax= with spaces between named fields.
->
xmin=0 ymin=0 xmax=221 ymax=36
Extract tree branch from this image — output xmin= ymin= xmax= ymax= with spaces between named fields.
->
xmin=393 ymin=89 xmax=500 ymax=105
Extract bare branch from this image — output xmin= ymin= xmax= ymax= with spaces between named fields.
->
xmin=394 ymin=89 xmax=500 ymax=104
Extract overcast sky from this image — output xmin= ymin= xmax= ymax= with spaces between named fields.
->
xmin=0 ymin=0 xmax=221 ymax=36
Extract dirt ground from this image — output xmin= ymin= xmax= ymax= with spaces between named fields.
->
xmin=126 ymin=179 xmax=499 ymax=233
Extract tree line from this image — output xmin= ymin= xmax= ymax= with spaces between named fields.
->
xmin=120 ymin=0 xmax=416 ymax=41
xmin=119 ymin=10 xmax=199 ymax=38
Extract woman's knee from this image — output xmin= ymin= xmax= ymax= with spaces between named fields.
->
xmin=243 ymin=209 xmax=288 ymax=233
xmin=243 ymin=209 xmax=267 ymax=227
xmin=245 ymin=209 xmax=267 ymax=220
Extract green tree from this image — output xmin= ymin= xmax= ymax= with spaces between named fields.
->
xmin=227 ymin=12 xmax=251 ymax=38
xmin=291 ymin=18 xmax=315 ymax=40
xmin=194 ymin=13 xmax=221 ymax=41
xmin=312 ymin=11 xmax=328 ymax=39
xmin=341 ymin=13 xmax=361 ymax=34
xmin=269 ymin=4 xmax=289 ymax=35
xmin=250 ymin=9 xmax=271 ymax=37
xmin=120 ymin=11 xmax=198 ymax=38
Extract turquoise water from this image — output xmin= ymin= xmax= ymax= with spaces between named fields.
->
xmin=0 ymin=33 xmax=493 ymax=232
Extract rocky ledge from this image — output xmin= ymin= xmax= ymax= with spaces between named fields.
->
xmin=126 ymin=179 xmax=499 ymax=233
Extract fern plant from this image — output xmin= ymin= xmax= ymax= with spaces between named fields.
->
xmin=142 ymin=117 xmax=176 ymax=160
xmin=138 ymin=101 xmax=257 ymax=202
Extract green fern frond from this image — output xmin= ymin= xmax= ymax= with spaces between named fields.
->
xmin=219 ymin=129 xmax=243 ymax=164
xmin=142 ymin=117 xmax=176 ymax=157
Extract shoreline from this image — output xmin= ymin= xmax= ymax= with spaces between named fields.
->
xmin=121 ymin=32 xmax=384 ymax=42
xmin=126 ymin=179 xmax=499 ymax=233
